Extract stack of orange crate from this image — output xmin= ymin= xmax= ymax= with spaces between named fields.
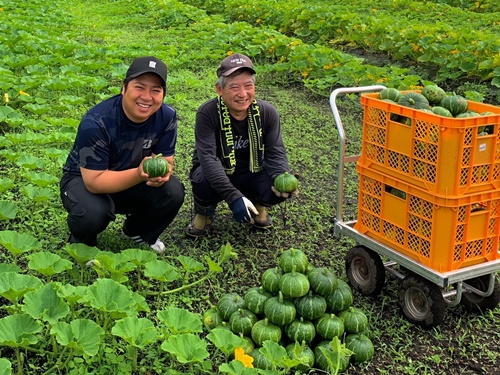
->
xmin=354 ymin=91 xmax=500 ymax=273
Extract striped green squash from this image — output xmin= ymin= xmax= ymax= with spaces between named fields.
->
xmin=244 ymin=286 xmax=272 ymax=315
xmin=264 ymin=291 xmax=296 ymax=326
xmin=279 ymin=267 xmax=310 ymax=298
xmin=217 ymin=292 xmax=245 ymax=321
xmin=278 ymin=248 xmax=309 ymax=273
xmin=262 ymin=267 xmax=283 ymax=294
xmin=295 ymin=291 xmax=327 ymax=320
xmin=325 ymin=280 xmax=353 ymax=313
xmin=143 ymin=153 xmax=169 ymax=177
xmin=229 ymin=308 xmax=258 ymax=336
xmin=308 ymin=267 xmax=339 ymax=296
xmin=315 ymin=313 xmax=345 ymax=340
xmin=251 ymin=318 xmax=282 ymax=346
xmin=338 ymin=307 xmax=369 ymax=334
xmin=285 ymin=317 xmax=316 ymax=344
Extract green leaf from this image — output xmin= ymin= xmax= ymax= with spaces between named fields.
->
xmin=23 ymin=171 xmax=59 ymax=188
xmin=161 ymin=333 xmax=209 ymax=364
xmin=28 ymin=251 xmax=73 ymax=277
xmin=0 ymin=358 xmax=12 ymax=375
xmin=0 ymin=201 xmax=17 ymax=220
xmin=56 ymin=283 xmax=87 ymax=306
xmin=144 ymin=259 xmax=180 ymax=283
xmin=22 ymin=283 xmax=70 ymax=325
xmin=64 ymin=243 xmax=100 ymax=264
xmin=122 ymin=248 xmax=158 ymax=266
xmin=86 ymin=278 xmax=137 ymax=317
xmin=219 ymin=360 xmax=256 ymax=375
xmin=0 ymin=178 xmax=15 ymax=193
xmin=0 ymin=230 xmax=41 ymax=256
xmin=111 ymin=317 xmax=158 ymax=348
xmin=260 ymin=340 xmax=290 ymax=368
xmin=205 ymin=256 xmax=222 ymax=273
xmin=218 ymin=242 xmax=238 ymax=264
xmin=177 ymin=255 xmax=205 ymax=273
xmin=51 ymin=319 xmax=104 ymax=356
xmin=0 ymin=314 xmax=42 ymax=348
xmin=157 ymin=306 xmax=203 ymax=335
xmin=205 ymin=328 xmax=245 ymax=356
xmin=0 ymin=272 xmax=43 ymax=303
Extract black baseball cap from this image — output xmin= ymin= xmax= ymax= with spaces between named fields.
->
xmin=217 ymin=54 xmax=256 ymax=77
xmin=125 ymin=56 xmax=167 ymax=87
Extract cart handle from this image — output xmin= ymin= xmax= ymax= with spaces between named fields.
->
xmin=330 ymin=86 xmax=386 ymax=228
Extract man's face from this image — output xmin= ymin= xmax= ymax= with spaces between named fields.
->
xmin=217 ymin=71 xmax=255 ymax=118
xmin=121 ymin=73 xmax=164 ymax=123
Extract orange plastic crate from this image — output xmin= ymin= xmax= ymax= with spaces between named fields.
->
xmin=354 ymin=165 xmax=500 ymax=273
xmin=359 ymin=92 xmax=500 ymax=196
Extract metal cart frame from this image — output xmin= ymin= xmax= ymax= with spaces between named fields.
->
xmin=330 ymin=86 xmax=500 ymax=328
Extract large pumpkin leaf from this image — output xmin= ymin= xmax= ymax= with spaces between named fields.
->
xmin=51 ymin=319 xmax=104 ymax=356
xmin=205 ymin=328 xmax=245 ymax=356
xmin=0 ymin=272 xmax=43 ymax=303
xmin=28 ymin=251 xmax=73 ymax=278
xmin=85 ymin=278 xmax=137 ymax=317
xmin=144 ymin=260 xmax=180 ymax=283
xmin=161 ymin=333 xmax=209 ymax=364
xmin=122 ymin=248 xmax=157 ymax=266
xmin=0 ymin=358 xmax=12 ymax=375
xmin=22 ymin=283 xmax=70 ymax=325
xmin=0 ymin=230 xmax=40 ymax=256
xmin=0 ymin=177 xmax=15 ymax=192
xmin=64 ymin=243 xmax=99 ymax=265
xmin=111 ymin=317 xmax=158 ymax=348
xmin=0 ymin=200 xmax=17 ymax=220
xmin=0 ymin=314 xmax=42 ymax=348
xmin=157 ymin=306 xmax=202 ymax=335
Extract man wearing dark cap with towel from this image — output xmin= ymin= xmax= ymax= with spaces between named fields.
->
xmin=60 ymin=56 xmax=185 ymax=253
xmin=186 ymin=53 xmax=296 ymax=238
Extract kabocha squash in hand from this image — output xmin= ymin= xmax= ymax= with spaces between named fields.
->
xmin=143 ymin=153 xmax=169 ymax=177
xmin=274 ymin=172 xmax=298 ymax=193
xmin=278 ymin=248 xmax=309 ymax=273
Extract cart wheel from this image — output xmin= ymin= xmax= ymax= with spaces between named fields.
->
xmin=461 ymin=274 xmax=500 ymax=313
xmin=345 ymin=246 xmax=385 ymax=296
xmin=398 ymin=275 xmax=445 ymax=329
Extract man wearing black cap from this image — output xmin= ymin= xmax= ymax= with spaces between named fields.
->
xmin=186 ymin=53 xmax=296 ymax=238
xmin=60 ymin=56 xmax=185 ymax=253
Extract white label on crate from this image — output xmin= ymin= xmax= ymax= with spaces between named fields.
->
xmin=479 ymin=143 xmax=487 ymax=152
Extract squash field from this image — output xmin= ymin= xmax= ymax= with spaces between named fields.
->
xmin=1 ymin=0 xmax=500 ymax=374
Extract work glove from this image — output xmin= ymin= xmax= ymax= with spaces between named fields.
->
xmin=230 ymin=197 xmax=258 ymax=223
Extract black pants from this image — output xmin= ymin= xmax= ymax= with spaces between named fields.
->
xmin=60 ymin=174 xmax=185 ymax=246
xmin=189 ymin=166 xmax=284 ymax=216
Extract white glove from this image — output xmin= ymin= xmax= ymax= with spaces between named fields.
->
xmin=231 ymin=197 xmax=258 ymax=223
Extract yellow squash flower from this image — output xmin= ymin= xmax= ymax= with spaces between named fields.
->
xmin=4 ymin=93 xmax=8 ymax=103
xmin=234 ymin=347 xmax=254 ymax=368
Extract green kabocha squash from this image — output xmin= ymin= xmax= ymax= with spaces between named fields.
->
xmin=279 ymin=266 xmax=310 ymax=298
xmin=274 ymin=172 xmax=299 ymax=193
xmin=308 ymin=267 xmax=339 ymax=296
xmin=229 ymin=308 xmax=258 ymax=336
xmin=262 ymin=267 xmax=283 ymax=294
xmin=251 ymin=318 xmax=282 ymax=346
xmin=244 ymin=286 xmax=273 ymax=315
xmin=456 ymin=111 xmax=478 ymax=118
xmin=338 ymin=307 xmax=369 ymax=334
xmin=251 ymin=348 xmax=273 ymax=370
xmin=440 ymin=95 xmax=468 ymax=116
xmin=278 ymin=248 xmax=309 ymax=273
xmin=325 ymin=280 xmax=353 ymax=313
xmin=315 ymin=313 xmax=345 ymax=340
xmin=202 ymin=306 xmax=223 ymax=331
xmin=378 ymin=88 xmax=401 ymax=102
xmin=398 ymin=92 xmax=430 ymax=110
xmin=264 ymin=291 xmax=297 ymax=326
xmin=285 ymin=317 xmax=316 ymax=344
xmin=217 ymin=292 xmax=245 ymax=321
xmin=295 ymin=291 xmax=327 ymax=320
xmin=239 ymin=334 xmax=255 ymax=355
xmin=421 ymin=85 xmax=446 ymax=105
xmin=345 ymin=333 xmax=375 ymax=364
xmin=143 ymin=153 xmax=170 ymax=177
xmin=314 ymin=340 xmax=350 ymax=373
xmin=431 ymin=106 xmax=453 ymax=117
xmin=286 ymin=342 xmax=315 ymax=371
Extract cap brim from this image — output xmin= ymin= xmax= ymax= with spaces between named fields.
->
xmin=128 ymin=70 xmax=166 ymax=86
xmin=219 ymin=66 xmax=256 ymax=77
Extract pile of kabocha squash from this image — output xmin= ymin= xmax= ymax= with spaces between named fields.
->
xmin=203 ymin=248 xmax=374 ymax=372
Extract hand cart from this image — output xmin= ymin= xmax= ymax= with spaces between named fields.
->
xmin=330 ymin=86 xmax=500 ymax=328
